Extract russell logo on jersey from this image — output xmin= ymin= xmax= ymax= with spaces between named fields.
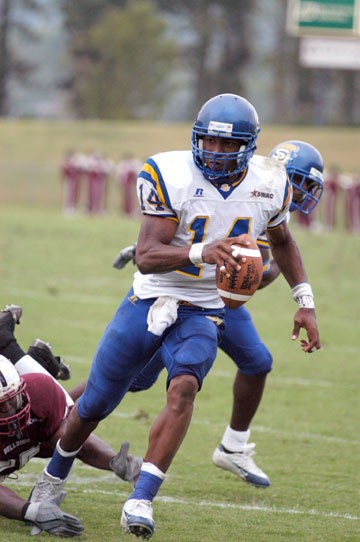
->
xmin=194 ymin=188 xmax=204 ymax=197
xmin=192 ymin=187 xmax=275 ymax=199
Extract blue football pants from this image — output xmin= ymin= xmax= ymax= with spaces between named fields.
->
xmin=77 ymin=289 xmax=224 ymax=421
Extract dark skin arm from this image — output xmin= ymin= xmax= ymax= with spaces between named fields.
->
xmin=136 ymin=215 xmax=245 ymax=274
xmin=136 ymin=214 xmax=319 ymax=352
xmin=266 ymin=220 xmax=321 ymax=353
xmin=258 ymin=258 xmax=280 ymax=289
xmin=68 ymin=381 xmax=86 ymax=401
xmin=46 ymin=419 xmax=119 ymax=471
xmin=258 ymin=244 xmax=281 ymax=290
xmin=0 ymin=485 xmax=28 ymax=520
xmin=0 ymin=410 xmax=120 ymax=521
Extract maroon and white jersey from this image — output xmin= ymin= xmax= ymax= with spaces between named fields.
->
xmin=0 ymin=373 xmax=69 ymax=481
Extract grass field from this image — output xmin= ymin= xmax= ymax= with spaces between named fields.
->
xmin=1 ymin=118 xmax=359 ymax=212
xmin=0 ymin=119 xmax=359 ymax=541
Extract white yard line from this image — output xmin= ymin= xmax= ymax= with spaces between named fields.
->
xmin=78 ymin=489 xmax=360 ymax=522
xmin=10 ymin=470 xmax=359 ymax=522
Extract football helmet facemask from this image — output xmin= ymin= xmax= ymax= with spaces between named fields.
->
xmin=192 ymin=93 xmax=260 ymax=184
xmin=0 ymin=355 xmax=30 ymax=437
xmin=269 ymin=140 xmax=324 ymax=215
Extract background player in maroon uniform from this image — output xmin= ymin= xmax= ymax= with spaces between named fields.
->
xmin=0 ymin=308 xmax=141 ymax=534
xmin=115 ymin=154 xmax=142 ymax=217
xmin=86 ymin=152 xmax=112 ymax=216
xmin=60 ymin=150 xmax=84 ymax=216
xmin=0 ymin=356 xmax=84 ymax=535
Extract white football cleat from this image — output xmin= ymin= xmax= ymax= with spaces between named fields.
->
xmin=121 ymin=498 xmax=154 ymax=539
xmin=212 ymin=443 xmax=271 ymax=488
xmin=29 ymin=469 xmax=67 ymax=503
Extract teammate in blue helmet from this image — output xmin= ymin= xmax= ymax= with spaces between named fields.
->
xmin=31 ymin=94 xmax=320 ymax=539
xmin=270 ymin=140 xmax=324 ymax=215
xmin=112 ymin=138 xmax=325 ymax=490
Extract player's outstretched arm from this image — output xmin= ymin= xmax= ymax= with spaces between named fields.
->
xmin=109 ymin=442 xmax=143 ymax=483
xmin=47 ymin=417 xmax=142 ymax=482
xmin=0 ymin=485 xmax=83 ymax=536
xmin=23 ymin=493 xmax=84 ymax=537
xmin=77 ymin=434 xmax=143 ymax=477
xmin=0 ymin=484 xmax=29 ymax=520
xmin=267 ymin=221 xmax=321 ymax=353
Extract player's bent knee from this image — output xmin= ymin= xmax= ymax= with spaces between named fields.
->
xmin=177 ymin=317 xmax=218 ymax=363
xmin=167 ymin=375 xmax=198 ymax=408
xmin=170 ymin=337 xmax=217 ymax=386
xmin=233 ymin=343 xmax=273 ymax=376
xmin=169 ymin=374 xmax=198 ymax=395
xmin=77 ymin=386 xmax=122 ymax=421
xmin=77 ymin=403 xmax=109 ymax=422
xmin=247 ymin=347 xmax=273 ymax=375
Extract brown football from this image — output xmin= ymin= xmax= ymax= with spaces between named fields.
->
xmin=216 ymin=234 xmax=263 ymax=309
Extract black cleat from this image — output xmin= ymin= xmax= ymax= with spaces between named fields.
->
xmin=27 ymin=339 xmax=71 ymax=380
xmin=1 ymin=304 xmax=23 ymax=326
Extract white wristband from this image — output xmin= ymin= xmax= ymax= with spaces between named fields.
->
xmin=292 ymin=282 xmax=315 ymax=309
xmin=189 ymin=243 xmax=205 ymax=265
xmin=24 ymin=502 xmax=40 ymax=522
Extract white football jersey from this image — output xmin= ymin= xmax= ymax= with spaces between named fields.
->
xmin=133 ymin=150 xmax=291 ymax=308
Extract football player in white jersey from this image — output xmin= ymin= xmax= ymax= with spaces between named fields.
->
xmin=30 ymin=94 xmax=320 ymax=539
xmin=113 ymin=139 xmax=324 ymax=490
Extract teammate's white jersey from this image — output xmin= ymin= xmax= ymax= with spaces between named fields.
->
xmin=133 ymin=150 xmax=291 ymax=308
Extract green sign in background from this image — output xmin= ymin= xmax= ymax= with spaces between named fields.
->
xmin=298 ymin=0 xmax=356 ymax=30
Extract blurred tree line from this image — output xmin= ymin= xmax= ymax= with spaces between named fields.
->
xmin=0 ymin=0 xmax=359 ymax=124
xmin=0 ymin=0 xmax=42 ymax=116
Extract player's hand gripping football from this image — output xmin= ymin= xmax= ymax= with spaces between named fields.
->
xmin=291 ymin=308 xmax=321 ymax=354
xmin=202 ymin=235 xmax=250 ymax=276
xmin=23 ymin=492 xmax=84 ymax=537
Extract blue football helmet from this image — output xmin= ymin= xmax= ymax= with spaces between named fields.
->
xmin=192 ymin=93 xmax=260 ymax=184
xmin=269 ymin=140 xmax=324 ymax=215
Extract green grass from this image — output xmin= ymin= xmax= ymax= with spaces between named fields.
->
xmin=0 ymin=204 xmax=359 ymax=542
xmin=1 ymin=119 xmax=359 ymax=210
xmin=0 ymin=119 xmax=359 ymax=540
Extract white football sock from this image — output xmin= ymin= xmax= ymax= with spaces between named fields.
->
xmin=141 ymin=462 xmax=166 ymax=480
xmin=221 ymin=426 xmax=250 ymax=452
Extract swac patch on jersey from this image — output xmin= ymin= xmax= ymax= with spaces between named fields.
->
xmin=250 ymin=189 xmax=274 ymax=199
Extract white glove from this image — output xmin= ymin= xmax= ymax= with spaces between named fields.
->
xmin=23 ymin=493 xmax=84 ymax=537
